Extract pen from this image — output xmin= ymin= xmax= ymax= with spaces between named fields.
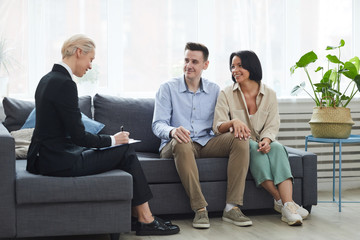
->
xmin=121 ymin=126 xmax=124 ymax=132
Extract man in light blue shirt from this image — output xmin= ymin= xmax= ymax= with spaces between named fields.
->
xmin=152 ymin=42 xmax=251 ymax=229
xmin=152 ymin=75 xmax=218 ymax=150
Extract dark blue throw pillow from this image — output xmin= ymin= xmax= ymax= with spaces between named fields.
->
xmin=21 ymin=109 xmax=105 ymax=134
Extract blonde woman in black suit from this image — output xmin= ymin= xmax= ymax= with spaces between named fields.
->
xmin=27 ymin=34 xmax=179 ymax=236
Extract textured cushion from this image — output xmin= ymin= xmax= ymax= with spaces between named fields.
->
xmin=10 ymin=128 xmax=34 ymax=159
xmin=2 ymin=96 xmax=92 ymax=132
xmin=93 ymin=94 xmax=161 ymax=153
xmin=21 ymin=109 xmax=104 ymax=134
xmin=15 ymin=160 xmax=133 ymax=204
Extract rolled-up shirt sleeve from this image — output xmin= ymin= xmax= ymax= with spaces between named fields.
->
xmin=213 ymin=90 xmax=231 ymax=135
xmin=152 ymin=84 xmax=174 ymax=140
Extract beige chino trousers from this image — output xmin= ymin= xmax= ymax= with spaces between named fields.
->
xmin=160 ymin=132 xmax=249 ymax=211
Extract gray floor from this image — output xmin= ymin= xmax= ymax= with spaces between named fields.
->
xmin=10 ymin=180 xmax=360 ymax=240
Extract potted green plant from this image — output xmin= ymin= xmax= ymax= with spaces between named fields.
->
xmin=290 ymin=39 xmax=360 ymax=138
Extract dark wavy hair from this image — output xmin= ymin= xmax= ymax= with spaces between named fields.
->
xmin=185 ymin=42 xmax=209 ymax=61
xmin=229 ymin=50 xmax=262 ymax=84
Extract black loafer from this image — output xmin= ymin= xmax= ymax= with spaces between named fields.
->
xmin=131 ymin=216 xmax=172 ymax=231
xmin=155 ymin=216 xmax=173 ymax=226
xmin=135 ymin=218 xmax=180 ymax=236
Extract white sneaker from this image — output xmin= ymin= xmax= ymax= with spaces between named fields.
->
xmin=281 ymin=202 xmax=303 ymax=226
xmin=293 ymin=202 xmax=309 ymax=219
xmin=274 ymin=199 xmax=283 ymax=214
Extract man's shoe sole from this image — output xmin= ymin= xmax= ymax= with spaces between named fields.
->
xmin=192 ymin=223 xmax=210 ymax=229
xmin=222 ymin=217 xmax=253 ymax=227
xmin=136 ymin=228 xmax=180 ymax=236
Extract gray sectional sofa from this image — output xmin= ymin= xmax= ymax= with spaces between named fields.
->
xmin=0 ymin=94 xmax=318 ymax=239
xmin=93 ymin=94 xmax=318 ymax=214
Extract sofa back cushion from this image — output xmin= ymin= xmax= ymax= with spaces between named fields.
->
xmin=2 ymin=96 xmax=92 ymax=132
xmin=93 ymin=94 xmax=160 ymax=153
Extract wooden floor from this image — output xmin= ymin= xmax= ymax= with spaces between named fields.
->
xmin=13 ymin=187 xmax=360 ymax=240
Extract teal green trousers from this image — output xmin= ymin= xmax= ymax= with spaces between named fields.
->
xmin=249 ymin=140 xmax=293 ymax=187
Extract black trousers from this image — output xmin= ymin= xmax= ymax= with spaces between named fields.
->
xmin=57 ymin=144 xmax=153 ymax=207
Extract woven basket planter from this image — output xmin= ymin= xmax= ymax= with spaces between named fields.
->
xmin=309 ymin=106 xmax=354 ymax=139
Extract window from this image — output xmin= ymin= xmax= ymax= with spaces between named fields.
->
xmin=0 ymin=0 xmax=357 ymax=99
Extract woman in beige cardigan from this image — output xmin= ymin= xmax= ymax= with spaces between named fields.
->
xmin=213 ymin=50 xmax=309 ymax=226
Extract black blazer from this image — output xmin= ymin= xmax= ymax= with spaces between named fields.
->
xmin=27 ymin=64 xmax=111 ymax=175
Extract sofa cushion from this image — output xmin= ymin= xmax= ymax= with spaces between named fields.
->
xmin=10 ymin=128 xmax=34 ymax=159
xmin=2 ymin=96 xmax=92 ymax=132
xmin=137 ymin=152 xmax=304 ymax=184
xmin=15 ymin=160 xmax=133 ymax=204
xmin=2 ymin=97 xmax=35 ymax=132
xmin=93 ymin=94 xmax=161 ymax=153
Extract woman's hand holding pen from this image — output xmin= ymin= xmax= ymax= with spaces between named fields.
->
xmin=114 ymin=126 xmax=130 ymax=145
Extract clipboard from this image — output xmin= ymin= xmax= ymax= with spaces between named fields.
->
xmin=95 ymin=139 xmax=141 ymax=150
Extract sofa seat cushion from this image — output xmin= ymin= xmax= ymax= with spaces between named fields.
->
xmin=137 ymin=152 xmax=304 ymax=184
xmin=15 ymin=160 xmax=133 ymax=204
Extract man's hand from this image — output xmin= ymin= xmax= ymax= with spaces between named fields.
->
xmin=114 ymin=131 xmax=130 ymax=145
xmin=171 ymin=126 xmax=191 ymax=143
xmin=258 ymin=137 xmax=271 ymax=154
xmin=231 ymin=119 xmax=251 ymax=140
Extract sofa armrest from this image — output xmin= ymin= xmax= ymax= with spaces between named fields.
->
xmin=0 ymin=123 xmax=16 ymax=238
xmin=285 ymin=146 xmax=318 ymax=208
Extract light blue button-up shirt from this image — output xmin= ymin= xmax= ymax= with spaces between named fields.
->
xmin=152 ymin=76 xmax=220 ymax=151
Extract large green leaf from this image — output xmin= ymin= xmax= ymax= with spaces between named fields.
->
xmin=329 ymin=69 xmax=337 ymax=83
xmin=326 ymin=54 xmax=343 ymax=64
xmin=342 ymin=62 xmax=358 ymax=79
xmin=321 ymin=69 xmax=332 ymax=83
xmin=296 ymin=51 xmax=318 ymax=68
xmin=348 ymin=56 xmax=360 ymax=73
xmin=314 ymin=82 xmax=331 ymax=88
xmin=326 ymin=39 xmax=345 ymax=50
